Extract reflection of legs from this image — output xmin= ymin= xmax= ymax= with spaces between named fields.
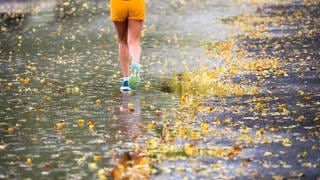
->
xmin=119 ymin=94 xmax=141 ymax=140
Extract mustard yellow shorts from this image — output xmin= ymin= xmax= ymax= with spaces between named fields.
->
xmin=110 ymin=0 xmax=146 ymax=22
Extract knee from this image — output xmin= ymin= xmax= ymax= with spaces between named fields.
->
xmin=118 ymin=39 xmax=128 ymax=46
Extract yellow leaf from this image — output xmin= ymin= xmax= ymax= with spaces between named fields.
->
xmin=269 ymin=127 xmax=279 ymax=132
xmin=178 ymin=127 xmax=185 ymax=138
xmin=190 ymin=131 xmax=200 ymax=140
xmin=297 ymin=115 xmax=305 ymax=121
xmin=147 ymin=123 xmax=153 ymax=130
xmin=89 ymin=119 xmax=95 ymax=125
xmin=25 ymin=158 xmax=32 ymax=166
xmin=134 ymin=156 xmax=150 ymax=165
xmin=96 ymin=99 xmax=101 ymax=105
xmin=297 ymin=172 xmax=304 ymax=177
xmin=272 ymin=175 xmax=284 ymax=180
xmin=303 ymin=96 xmax=311 ymax=100
xmin=146 ymin=139 xmax=158 ymax=148
xmin=211 ymin=163 xmax=221 ymax=168
xmin=65 ymin=140 xmax=73 ymax=144
xmin=255 ymin=128 xmax=264 ymax=136
xmin=235 ymin=168 xmax=244 ymax=175
xmin=128 ymin=103 xmax=135 ymax=111
xmin=22 ymin=77 xmax=30 ymax=84
xmin=175 ymin=167 xmax=185 ymax=172
xmin=94 ymin=66 xmax=100 ymax=71
xmin=264 ymin=151 xmax=273 ymax=157
xmin=44 ymin=96 xmax=51 ymax=101
xmin=200 ymin=123 xmax=209 ymax=131
xmin=240 ymin=128 xmax=250 ymax=134
xmin=281 ymin=138 xmax=292 ymax=147
xmin=279 ymin=160 xmax=291 ymax=168
xmin=302 ymin=162 xmax=312 ymax=168
xmin=97 ymin=168 xmax=106 ymax=176
xmin=111 ymin=165 xmax=125 ymax=180
xmin=93 ymin=155 xmax=102 ymax=161
xmin=7 ymin=82 xmax=13 ymax=88
xmin=7 ymin=127 xmax=14 ymax=134
xmin=184 ymin=144 xmax=198 ymax=156
xmin=78 ymin=119 xmax=85 ymax=126
xmin=299 ymin=151 xmax=307 ymax=158
xmin=255 ymin=102 xmax=265 ymax=110
xmin=55 ymin=122 xmax=63 ymax=130
xmin=241 ymin=161 xmax=249 ymax=167
xmin=88 ymin=163 xmax=97 ymax=170
xmin=144 ymin=81 xmax=151 ymax=89
xmin=98 ymin=174 xmax=107 ymax=180
xmin=89 ymin=124 xmax=95 ymax=130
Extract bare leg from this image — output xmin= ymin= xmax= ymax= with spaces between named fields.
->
xmin=127 ymin=19 xmax=144 ymax=63
xmin=113 ymin=20 xmax=130 ymax=77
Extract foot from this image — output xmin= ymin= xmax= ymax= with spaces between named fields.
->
xmin=128 ymin=63 xmax=140 ymax=89
xmin=120 ymin=80 xmax=131 ymax=92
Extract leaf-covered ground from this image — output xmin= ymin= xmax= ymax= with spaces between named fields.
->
xmin=111 ymin=0 xmax=320 ymax=179
xmin=0 ymin=0 xmax=319 ymax=179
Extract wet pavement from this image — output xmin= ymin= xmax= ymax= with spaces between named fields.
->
xmin=151 ymin=1 xmax=320 ymax=179
xmin=0 ymin=0 xmax=255 ymax=179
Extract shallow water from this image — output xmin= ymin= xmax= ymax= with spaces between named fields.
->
xmin=0 ymin=0 xmax=254 ymax=178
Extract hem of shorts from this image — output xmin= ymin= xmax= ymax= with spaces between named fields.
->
xmin=110 ymin=17 xmax=145 ymax=22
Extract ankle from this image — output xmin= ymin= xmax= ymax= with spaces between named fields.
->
xmin=132 ymin=59 xmax=139 ymax=64
xmin=131 ymin=63 xmax=140 ymax=69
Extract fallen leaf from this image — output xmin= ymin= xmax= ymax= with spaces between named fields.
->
xmin=282 ymin=138 xmax=292 ymax=147
xmin=8 ymin=127 xmax=14 ymax=134
xmin=55 ymin=122 xmax=63 ymax=130
xmin=78 ymin=119 xmax=85 ymax=126
xmin=128 ymin=103 xmax=135 ymax=111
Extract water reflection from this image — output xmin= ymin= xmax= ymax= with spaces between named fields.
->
xmin=117 ymin=93 xmax=142 ymax=142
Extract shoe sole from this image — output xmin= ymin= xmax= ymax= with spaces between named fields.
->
xmin=120 ymin=86 xmax=131 ymax=93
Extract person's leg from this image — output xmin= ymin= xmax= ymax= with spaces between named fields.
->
xmin=113 ymin=20 xmax=130 ymax=78
xmin=127 ymin=19 xmax=144 ymax=64
xmin=127 ymin=19 xmax=144 ymax=89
